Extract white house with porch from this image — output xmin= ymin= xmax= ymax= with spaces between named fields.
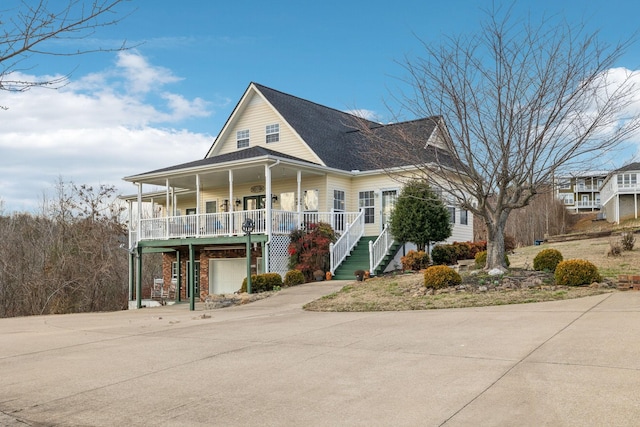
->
xmin=122 ymin=83 xmax=473 ymax=309
xmin=600 ymin=162 xmax=640 ymax=223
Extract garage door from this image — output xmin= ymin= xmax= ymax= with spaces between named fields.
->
xmin=209 ymin=258 xmax=247 ymax=294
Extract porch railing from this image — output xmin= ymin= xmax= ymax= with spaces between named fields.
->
xmin=329 ymin=210 xmax=365 ymax=275
xmin=369 ymin=224 xmax=394 ymax=274
xmin=134 ymin=209 xmax=363 ymax=243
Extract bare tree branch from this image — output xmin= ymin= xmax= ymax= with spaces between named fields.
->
xmin=0 ymin=0 xmax=134 ymax=92
xmin=359 ymin=6 xmax=640 ymax=270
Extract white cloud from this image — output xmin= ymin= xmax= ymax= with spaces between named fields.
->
xmin=344 ymin=108 xmax=381 ymax=122
xmin=0 ymin=52 xmax=216 ymax=213
xmin=115 ymin=51 xmax=182 ymax=94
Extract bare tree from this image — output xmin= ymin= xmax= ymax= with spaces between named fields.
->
xmin=361 ymin=6 xmax=640 ymax=270
xmin=0 ymin=0 xmax=132 ymax=95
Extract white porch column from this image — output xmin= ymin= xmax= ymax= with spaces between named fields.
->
xmin=265 ymin=164 xmax=272 ymax=273
xmin=128 ymin=200 xmax=133 ymax=248
xmin=635 ymin=193 xmax=638 ymax=219
xmin=297 ymin=170 xmax=302 ymax=226
xmin=228 ymin=170 xmax=234 ymax=213
xmin=136 ymin=182 xmax=142 ymax=241
xmin=165 ymin=179 xmax=170 ymax=217
xmin=196 ymin=174 xmax=201 ymax=236
xmin=265 ymin=164 xmax=272 ymax=230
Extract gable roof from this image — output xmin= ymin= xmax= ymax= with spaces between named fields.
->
xmin=128 ymin=83 xmax=460 ymax=181
xmin=206 ymin=82 xmax=457 ymax=172
xmin=615 ymin=162 xmax=640 ymax=173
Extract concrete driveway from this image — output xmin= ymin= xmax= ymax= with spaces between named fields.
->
xmin=1 ymin=281 xmax=640 ymax=426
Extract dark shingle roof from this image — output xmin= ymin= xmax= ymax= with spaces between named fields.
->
xmin=130 ymin=83 xmax=459 ymax=179
xmin=616 ymin=162 xmax=640 ymax=173
xmin=138 ymin=146 xmax=319 ymax=176
xmin=253 ymin=83 xmax=457 ymax=171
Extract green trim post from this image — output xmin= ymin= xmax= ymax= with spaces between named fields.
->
xmin=128 ymin=251 xmax=134 ymax=301
xmin=241 ymin=218 xmax=255 ymax=294
xmin=136 ymin=245 xmax=143 ymax=309
xmin=176 ymin=250 xmax=181 ymax=302
xmin=189 ymin=244 xmax=195 ymax=311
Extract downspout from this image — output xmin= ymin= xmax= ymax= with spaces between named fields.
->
xmin=264 ymin=160 xmax=280 ymax=273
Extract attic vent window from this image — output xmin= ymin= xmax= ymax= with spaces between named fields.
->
xmin=266 ymin=124 xmax=279 ymax=143
xmin=237 ymin=129 xmax=249 ymax=149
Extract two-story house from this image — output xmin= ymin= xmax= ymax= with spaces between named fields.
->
xmin=554 ymin=171 xmax=608 ymax=213
xmin=122 ymin=83 xmax=474 ymax=309
xmin=600 ymin=162 xmax=640 ymax=223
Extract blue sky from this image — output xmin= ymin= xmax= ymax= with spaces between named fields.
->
xmin=2 ymin=0 xmax=640 ymax=212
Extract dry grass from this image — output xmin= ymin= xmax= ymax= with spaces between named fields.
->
xmin=508 ymin=234 xmax=640 ymax=279
xmin=304 ymin=233 xmax=639 ymax=312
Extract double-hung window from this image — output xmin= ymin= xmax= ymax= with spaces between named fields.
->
xmin=448 ymin=206 xmax=456 ymax=223
xmin=266 ymin=124 xmax=279 ymax=143
xmin=237 ymin=129 xmax=249 ymax=149
xmin=333 ymin=190 xmax=345 ymax=211
xmin=359 ymin=191 xmax=375 ymax=224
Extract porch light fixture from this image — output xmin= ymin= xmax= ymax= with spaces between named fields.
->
xmin=271 ymin=194 xmax=278 ymax=203
xmin=235 ymin=198 xmax=241 ymax=207
xmin=241 ymin=218 xmax=255 ymax=294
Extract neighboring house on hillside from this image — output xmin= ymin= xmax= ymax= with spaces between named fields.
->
xmin=554 ymin=171 xmax=607 ymax=213
xmin=600 ymin=162 xmax=640 ymax=224
xmin=121 ymin=83 xmax=473 ymax=309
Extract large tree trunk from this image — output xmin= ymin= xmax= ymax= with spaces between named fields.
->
xmin=485 ymin=209 xmax=510 ymax=271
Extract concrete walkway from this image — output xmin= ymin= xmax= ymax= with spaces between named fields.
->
xmin=1 ymin=281 xmax=640 ymax=426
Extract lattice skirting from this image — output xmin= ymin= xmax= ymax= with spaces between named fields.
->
xmin=269 ymin=235 xmax=291 ymax=278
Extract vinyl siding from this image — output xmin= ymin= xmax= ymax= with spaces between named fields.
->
xmin=214 ymin=92 xmax=320 ymax=163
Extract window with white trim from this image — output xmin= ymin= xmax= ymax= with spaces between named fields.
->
xmin=448 ymin=206 xmax=456 ymax=223
xmin=171 ymin=261 xmax=179 ymax=283
xmin=236 ymin=129 xmax=249 ymax=149
xmin=359 ymin=191 xmax=375 ymax=224
xmin=460 ymin=209 xmax=468 ymax=225
xmin=617 ymin=173 xmax=637 ymax=187
xmin=333 ymin=190 xmax=345 ymax=211
xmin=266 ymin=124 xmax=279 ymax=143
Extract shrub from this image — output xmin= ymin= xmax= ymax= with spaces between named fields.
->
xmin=287 ymin=222 xmax=337 ymax=282
xmin=284 ymin=270 xmax=305 ymax=287
xmin=430 ymin=241 xmax=487 ymax=265
xmin=606 ymin=239 xmax=622 ymax=257
xmin=554 ymin=259 xmax=602 ymax=286
xmin=241 ymin=273 xmax=283 ymax=293
xmin=431 ymin=244 xmax=457 ymax=265
xmin=621 ymin=232 xmax=636 ymax=251
xmin=533 ymin=248 xmax=563 ymax=272
xmin=423 ymin=265 xmax=462 ymax=289
xmin=401 ymin=250 xmax=430 ymax=271
xmin=474 ymin=250 xmax=510 ymax=268
xmin=475 ymin=251 xmax=487 ymax=268
xmin=451 ymin=241 xmax=472 ymax=260
xmin=504 ymin=234 xmax=517 ymax=253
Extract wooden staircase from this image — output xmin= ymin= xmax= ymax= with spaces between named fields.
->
xmin=332 ymin=236 xmax=402 ymax=280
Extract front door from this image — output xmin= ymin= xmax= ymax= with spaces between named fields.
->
xmin=244 ymin=195 xmax=266 ymax=210
xmin=381 ymin=190 xmax=398 ymax=230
